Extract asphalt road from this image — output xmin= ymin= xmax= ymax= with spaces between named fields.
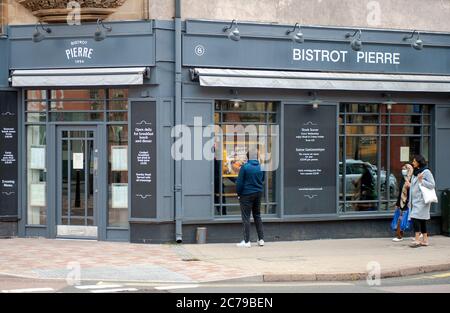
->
xmin=1 ymin=271 xmax=450 ymax=293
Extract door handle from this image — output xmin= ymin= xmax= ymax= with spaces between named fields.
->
xmin=93 ymin=156 xmax=98 ymax=176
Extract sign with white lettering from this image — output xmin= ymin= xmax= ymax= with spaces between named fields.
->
xmin=0 ymin=92 xmax=18 ymax=217
xmin=130 ymin=101 xmax=157 ymax=218
xmin=284 ymin=104 xmax=337 ymax=215
xmin=292 ymin=48 xmax=401 ymax=65
xmin=9 ymin=22 xmax=155 ymax=69
xmin=65 ymin=41 xmax=94 ymax=64
xmin=183 ymin=33 xmax=450 ymax=75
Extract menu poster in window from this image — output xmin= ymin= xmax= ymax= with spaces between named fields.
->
xmin=29 ymin=183 xmax=46 ymax=207
xmin=284 ymin=104 xmax=337 ymax=214
xmin=72 ymin=153 xmax=84 ymax=169
xmin=112 ymin=183 xmax=128 ymax=208
xmin=30 ymin=145 xmax=46 ymax=170
xmin=0 ymin=92 xmax=18 ymax=217
xmin=130 ymin=101 xmax=157 ymax=218
xmin=111 ymin=146 xmax=128 ymax=171
xmin=400 ymin=146 xmax=410 ymax=162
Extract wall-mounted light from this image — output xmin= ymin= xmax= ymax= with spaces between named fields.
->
xmin=286 ymin=23 xmax=304 ymax=44
xmin=382 ymin=93 xmax=396 ymax=110
xmin=345 ymin=29 xmax=362 ymax=51
xmin=223 ymin=20 xmax=240 ymax=42
xmin=32 ymin=22 xmax=52 ymax=43
xmin=308 ymin=91 xmax=322 ymax=110
xmin=94 ymin=18 xmax=112 ymax=42
xmin=229 ymin=89 xmax=244 ymax=108
xmin=403 ymin=30 xmax=423 ymax=50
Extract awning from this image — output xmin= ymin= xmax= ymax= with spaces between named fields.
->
xmin=10 ymin=67 xmax=149 ymax=87
xmin=192 ymin=68 xmax=450 ymax=92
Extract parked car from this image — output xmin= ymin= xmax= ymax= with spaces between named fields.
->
xmin=339 ymin=159 xmax=398 ymax=200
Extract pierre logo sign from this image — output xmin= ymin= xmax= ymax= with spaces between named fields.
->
xmin=65 ymin=40 xmax=94 ymax=64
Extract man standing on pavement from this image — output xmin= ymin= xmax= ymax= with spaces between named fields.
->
xmin=236 ymin=146 xmax=265 ymax=248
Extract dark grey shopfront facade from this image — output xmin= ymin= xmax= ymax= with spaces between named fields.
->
xmin=0 ymin=19 xmax=449 ymax=243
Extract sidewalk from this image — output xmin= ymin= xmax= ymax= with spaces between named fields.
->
xmin=1 ymin=236 xmax=450 ymax=283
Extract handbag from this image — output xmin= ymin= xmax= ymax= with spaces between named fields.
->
xmin=390 ymin=208 xmax=401 ymax=231
xmin=419 ymin=184 xmax=438 ymax=204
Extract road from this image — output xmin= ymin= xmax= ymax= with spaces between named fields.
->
xmin=1 ymin=271 xmax=450 ymax=293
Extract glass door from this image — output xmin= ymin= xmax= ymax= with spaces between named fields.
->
xmin=56 ymin=127 xmax=98 ymax=238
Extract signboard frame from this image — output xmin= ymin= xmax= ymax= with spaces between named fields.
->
xmin=129 ymin=99 xmax=157 ymax=219
xmin=283 ymin=102 xmax=338 ymax=216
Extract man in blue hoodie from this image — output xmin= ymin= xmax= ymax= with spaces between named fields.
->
xmin=236 ymin=146 xmax=265 ymax=248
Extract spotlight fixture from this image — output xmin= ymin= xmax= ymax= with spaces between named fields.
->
xmin=403 ymin=30 xmax=423 ymax=50
xmin=345 ymin=29 xmax=362 ymax=51
xmin=223 ymin=20 xmax=240 ymax=42
xmin=94 ymin=18 xmax=112 ymax=42
xmin=229 ymin=89 xmax=244 ymax=108
xmin=308 ymin=91 xmax=322 ymax=109
xmin=32 ymin=21 xmax=52 ymax=43
xmin=382 ymin=93 xmax=396 ymax=110
xmin=286 ymin=23 xmax=304 ymax=44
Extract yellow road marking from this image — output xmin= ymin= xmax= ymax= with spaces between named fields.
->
xmin=431 ymin=272 xmax=450 ymax=278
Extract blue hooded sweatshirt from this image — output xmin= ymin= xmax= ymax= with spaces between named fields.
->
xmin=236 ymin=160 xmax=265 ymax=196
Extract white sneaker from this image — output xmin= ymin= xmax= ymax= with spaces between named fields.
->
xmin=236 ymin=240 xmax=251 ymax=248
xmin=258 ymin=239 xmax=265 ymax=246
xmin=392 ymin=237 xmax=403 ymax=242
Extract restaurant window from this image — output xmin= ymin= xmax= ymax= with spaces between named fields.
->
xmin=339 ymin=103 xmax=432 ymax=213
xmin=214 ymin=101 xmax=278 ymax=216
xmin=24 ymin=89 xmax=129 ymax=227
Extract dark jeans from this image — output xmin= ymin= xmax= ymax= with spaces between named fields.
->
xmin=412 ymin=218 xmax=427 ymax=234
xmin=239 ymin=192 xmax=264 ymax=243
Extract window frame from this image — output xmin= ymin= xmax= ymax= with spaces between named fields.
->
xmin=339 ymin=103 xmax=432 ymax=214
xmin=213 ymin=100 xmax=279 ymax=217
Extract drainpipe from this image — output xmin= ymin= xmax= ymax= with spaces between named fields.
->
xmin=174 ymin=0 xmax=183 ymax=243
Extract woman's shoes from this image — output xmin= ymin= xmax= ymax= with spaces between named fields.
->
xmin=409 ymin=241 xmax=421 ymax=248
xmin=392 ymin=237 xmax=403 ymax=242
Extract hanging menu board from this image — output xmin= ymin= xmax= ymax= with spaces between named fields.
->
xmin=130 ymin=101 xmax=157 ymax=218
xmin=0 ymin=92 xmax=18 ymax=217
xmin=284 ymin=104 xmax=336 ymax=215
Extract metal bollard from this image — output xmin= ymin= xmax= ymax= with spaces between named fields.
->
xmin=196 ymin=227 xmax=207 ymax=244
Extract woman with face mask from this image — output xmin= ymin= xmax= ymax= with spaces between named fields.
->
xmin=392 ymin=163 xmax=414 ymax=242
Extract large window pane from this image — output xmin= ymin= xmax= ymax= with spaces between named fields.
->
xmin=26 ymin=101 xmax=47 ymax=112
xmin=344 ymin=136 xmax=378 ymax=211
xmin=27 ymin=126 xmax=47 ymax=225
xmin=339 ymin=103 xmax=432 ymax=214
xmin=26 ymin=90 xmax=47 ymax=101
xmin=50 ymin=89 xmax=106 ymax=100
xmin=214 ymin=101 xmax=278 ymax=216
xmin=50 ymin=112 xmax=104 ymax=122
xmin=50 ymin=100 xmax=104 ymax=111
